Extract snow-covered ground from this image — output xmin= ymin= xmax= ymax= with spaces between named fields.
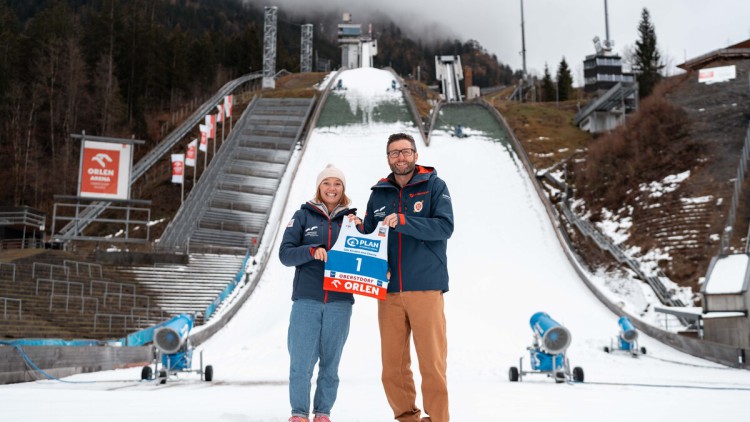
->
xmin=2 ymin=68 xmax=750 ymax=421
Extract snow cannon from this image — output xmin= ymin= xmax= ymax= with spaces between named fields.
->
xmin=618 ymin=316 xmax=638 ymax=343
xmin=154 ymin=313 xmax=193 ymax=354
xmin=603 ymin=316 xmax=647 ymax=356
xmin=141 ymin=314 xmax=213 ymax=384
xmin=509 ymin=312 xmax=584 ymax=384
xmin=530 ymin=311 xmax=571 ymax=355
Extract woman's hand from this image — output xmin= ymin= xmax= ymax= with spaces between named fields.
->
xmin=347 ymin=214 xmax=362 ymax=225
xmin=313 ymin=247 xmax=328 ymax=262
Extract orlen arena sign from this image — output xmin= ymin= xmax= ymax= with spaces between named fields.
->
xmin=78 ymin=140 xmax=133 ymax=200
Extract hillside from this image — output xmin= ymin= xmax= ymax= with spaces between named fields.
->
xmin=0 ymin=0 xmax=513 ymax=224
xmin=488 ymin=61 xmax=750 ymax=295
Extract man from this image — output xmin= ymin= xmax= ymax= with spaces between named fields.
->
xmin=363 ymin=133 xmax=454 ymax=422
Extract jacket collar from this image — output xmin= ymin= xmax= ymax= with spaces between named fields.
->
xmin=304 ymin=201 xmax=351 ymax=219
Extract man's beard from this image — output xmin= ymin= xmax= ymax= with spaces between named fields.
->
xmin=390 ymin=160 xmax=415 ymax=176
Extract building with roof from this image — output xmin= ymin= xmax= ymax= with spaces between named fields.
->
xmin=700 ymin=254 xmax=750 ymax=349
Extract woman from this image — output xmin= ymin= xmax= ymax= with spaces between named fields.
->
xmin=279 ymin=164 xmax=360 ymax=422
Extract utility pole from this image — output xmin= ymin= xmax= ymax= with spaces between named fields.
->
xmin=520 ymin=0 xmax=527 ymax=76
xmin=519 ymin=0 xmax=527 ymax=101
xmin=604 ymin=0 xmax=610 ymax=47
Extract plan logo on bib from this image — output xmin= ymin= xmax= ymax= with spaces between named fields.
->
xmin=345 ymin=236 xmax=380 ymax=253
xmin=324 ymin=220 xmax=389 ymax=300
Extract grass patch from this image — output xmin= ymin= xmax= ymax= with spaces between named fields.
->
xmin=486 ymin=95 xmax=593 ymax=170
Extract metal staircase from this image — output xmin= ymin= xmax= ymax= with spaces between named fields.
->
xmin=158 ymin=97 xmax=315 ymax=251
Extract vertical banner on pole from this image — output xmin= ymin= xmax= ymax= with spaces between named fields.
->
xmin=171 ymin=154 xmax=185 ymax=184
xmin=185 ymin=139 xmax=197 ymax=167
xmin=224 ymin=95 xmax=233 ymax=130
xmin=199 ymin=124 xmax=209 ymax=171
xmin=186 ymin=139 xmax=198 ymax=186
xmin=205 ymin=114 xmax=216 ymax=154
xmin=171 ymin=153 xmax=185 ymax=203
xmin=199 ymin=125 xmax=209 ymax=152
xmin=216 ymin=104 xmax=225 ymax=142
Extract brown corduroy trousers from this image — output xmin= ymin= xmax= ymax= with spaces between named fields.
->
xmin=378 ymin=291 xmax=449 ymax=422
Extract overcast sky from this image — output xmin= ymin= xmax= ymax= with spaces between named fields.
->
xmin=270 ymin=0 xmax=750 ymax=82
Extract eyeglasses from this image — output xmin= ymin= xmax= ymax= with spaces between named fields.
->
xmin=387 ymin=148 xmax=415 ymax=159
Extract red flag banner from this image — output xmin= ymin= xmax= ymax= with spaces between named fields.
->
xmin=199 ymin=125 xmax=209 ymax=152
xmin=186 ymin=139 xmax=197 ymax=167
xmin=216 ymin=104 xmax=224 ymax=123
xmin=204 ymin=115 xmax=215 ymax=139
xmin=171 ymin=154 xmax=185 ymax=184
xmin=224 ymin=95 xmax=233 ymax=118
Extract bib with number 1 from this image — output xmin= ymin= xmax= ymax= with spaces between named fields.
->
xmin=324 ymin=218 xmax=389 ymax=300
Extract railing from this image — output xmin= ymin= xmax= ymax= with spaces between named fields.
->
xmin=0 ymin=208 xmax=45 ymax=229
xmin=385 ymin=68 xmax=427 ymax=144
xmin=56 ymin=72 xmax=264 ymax=240
xmin=723 ymin=124 xmax=750 ymax=253
xmin=32 ymin=263 xmax=69 ymax=281
xmin=35 ymin=278 xmax=85 ymax=312
xmin=204 ymin=250 xmax=251 ymax=320
xmin=424 ymin=100 xmax=444 ymax=147
xmin=89 ymin=279 xmax=137 ymax=308
xmin=63 ymin=260 xmax=103 ymax=279
xmin=103 ymin=291 xmax=149 ymax=311
xmin=93 ymin=313 xmax=131 ymax=332
xmin=1 ymin=297 xmax=22 ymax=320
xmin=157 ymin=97 xmax=260 ymax=248
xmin=558 ymin=199 xmax=687 ymax=310
xmin=0 ymin=263 xmax=16 ymax=282
xmin=0 ymin=238 xmax=44 ymax=250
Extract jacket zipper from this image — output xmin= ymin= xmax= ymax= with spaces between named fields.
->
xmin=398 ymin=187 xmax=403 ymax=291
xmin=310 ymin=204 xmax=336 ymax=303
xmin=324 ymin=217 xmax=332 ymax=303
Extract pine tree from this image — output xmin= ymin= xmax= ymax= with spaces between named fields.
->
xmin=541 ymin=63 xmax=555 ymax=102
xmin=633 ymin=8 xmax=663 ymax=98
xmin=556 ymin=57 xmax=574 ymax=101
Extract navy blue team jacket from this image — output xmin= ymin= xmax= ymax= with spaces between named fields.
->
xmin=363 ymin=165 xmax=454 ymax=293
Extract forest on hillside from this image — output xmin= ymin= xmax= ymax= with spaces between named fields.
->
xmin=0 ymin=0 xmax=516 ymax=215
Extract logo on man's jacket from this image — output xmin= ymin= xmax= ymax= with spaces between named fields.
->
xmin=413 ymin=200 xmax=424 ymax=213
xmin=305 ymin=226 xmax=318 ymax=237
xmin=345 ymin=236 xmax=380 ymax=252
xmin=374 ymin=206 xmax=386 ymax=218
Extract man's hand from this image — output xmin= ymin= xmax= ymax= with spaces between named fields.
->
xmin=382 ymin=213 xmax=399 ymax=229
xmin=313 ymin=247 xmax=328 ymax=262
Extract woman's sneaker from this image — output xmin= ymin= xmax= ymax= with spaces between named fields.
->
xmin=313 ymin=415 xmax=331 ymax=422
xmin=288 ymin=417 xmax=309 ymax=422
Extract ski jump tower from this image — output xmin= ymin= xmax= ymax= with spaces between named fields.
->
xmin=435 ymin=55 xmax=464 ymax=102
xmin=337 ymin=13 xmax=377 ymax=69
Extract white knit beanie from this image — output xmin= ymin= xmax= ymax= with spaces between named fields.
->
xmin=316 ymin=164 xmax=346 ymax=189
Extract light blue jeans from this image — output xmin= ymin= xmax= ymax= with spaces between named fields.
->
xmin=288 ymin=299 xmax=352 ymax=418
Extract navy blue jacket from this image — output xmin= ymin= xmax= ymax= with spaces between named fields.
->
xmin=363 ymin=165 xmax=454 ymax=293
xmin=279 ymin=202 xmax=357 ymax=303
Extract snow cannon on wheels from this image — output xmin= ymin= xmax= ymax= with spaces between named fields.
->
xmin=140 ymin=314 xmax=213 ymax=384
xmin=509 ymin=312 xmax=584 ymax=383
xmin=603 ymin=316 xmax=647 ymax=357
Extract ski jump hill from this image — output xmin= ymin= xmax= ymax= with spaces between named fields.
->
xmin=1 ymin=68 xmax=750 ymax=421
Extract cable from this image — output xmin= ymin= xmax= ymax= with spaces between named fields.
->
xmin=0 ymin=341 xmax=96 ymax=384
